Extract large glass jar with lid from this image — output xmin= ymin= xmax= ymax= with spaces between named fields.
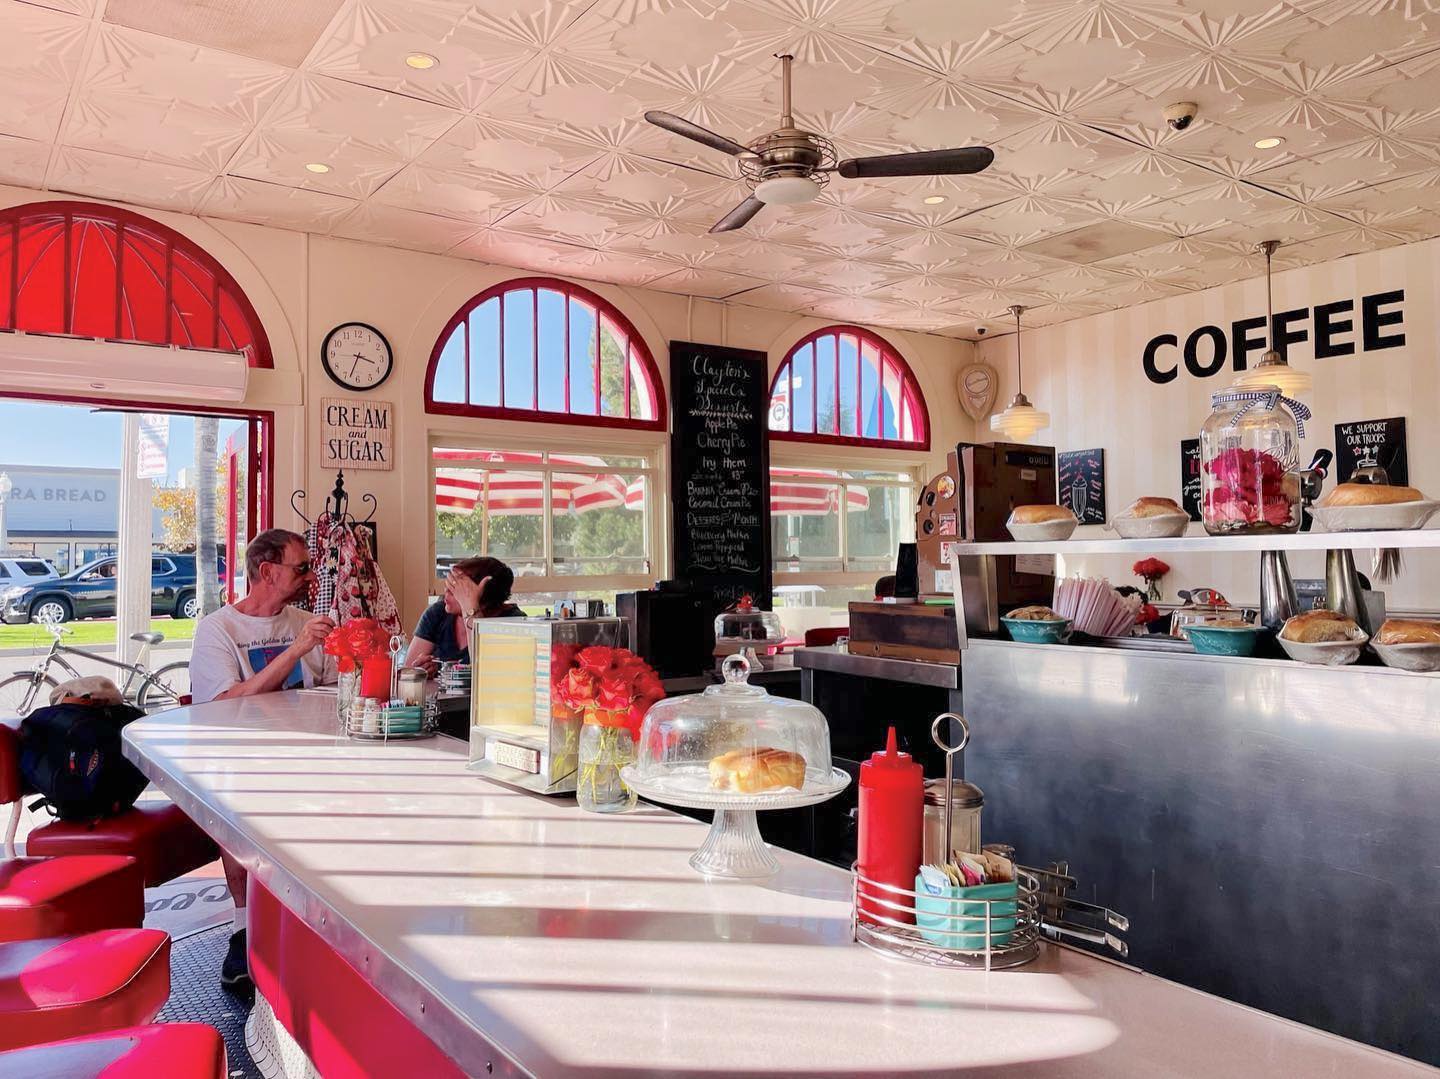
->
xmin=1199 ymin=382 xmax=1305 ymax=535
xmin=625 ymin=655 xmax=846 ymax=876
xmin=713 ymin=595 xmax=786 ymax=652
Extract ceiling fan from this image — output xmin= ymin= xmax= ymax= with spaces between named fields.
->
xmin=644 ymin=54 xmax=995 ymax=234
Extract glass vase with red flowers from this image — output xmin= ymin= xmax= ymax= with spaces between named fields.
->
xmin=1132 ymin=557 xmax=1170 ymax=603
xmin=552 ymin=646 xmax=665 ymax=813
xmin=324 ymin=619 xmax=393 ymax=725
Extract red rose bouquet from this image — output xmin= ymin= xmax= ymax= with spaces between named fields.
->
xmin=323 ymin=618 xmax=391 ymax=674
xmin=1132 ymin=557 xmax=1170 ymax=603
xmin=552 ymin=645 xmax=665 ymax=811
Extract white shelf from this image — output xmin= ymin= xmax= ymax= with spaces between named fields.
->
xmin=948 ymin=529 xmax=1440 ymax=556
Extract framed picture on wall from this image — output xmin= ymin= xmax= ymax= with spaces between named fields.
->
xmin=1058 ymin=448 xmax=1106 ymax=524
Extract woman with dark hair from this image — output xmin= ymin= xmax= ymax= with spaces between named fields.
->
xmin=404 ymin=556 xmax=522 ymax=675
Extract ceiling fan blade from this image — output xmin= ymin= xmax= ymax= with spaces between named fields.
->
xmin=709 ymin=196 xmax=765 ymax=234
xmin=836 ymin=146 xmax=994 ymax=179
xmin=644 ymin=110 xmax=752 ymax=158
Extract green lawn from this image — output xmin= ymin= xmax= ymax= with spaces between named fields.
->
xmin=0 ymin=618 xmax=197 ymax=650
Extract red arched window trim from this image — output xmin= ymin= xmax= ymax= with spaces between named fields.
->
xmin=768 ymin=325 xmax=930 ymax=451
xmin=0 ymin=200 xmax=273 ymax=368
xmin=424 ymin=276 xmax=667 ymax=432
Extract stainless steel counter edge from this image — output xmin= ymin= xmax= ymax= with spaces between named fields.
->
xmin=122 ymin=719 xmax=531 ymax=1079
xmin=965 ymin=635 xmax=1440 ymax=679
xmin=793 ymin=644 xmax=959 ymax=687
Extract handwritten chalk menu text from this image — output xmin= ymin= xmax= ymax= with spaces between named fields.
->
xmin=670 ymin=341 xmax=771 ymax=611
xmin=1180 ymin=438 xmax=1202 ymax=521
xmin=321 ymin=398 xmax=393 ymax=471
xmin=1058 ymin=448 xmax=1106 ymax=524
xmin=1335 ymin=416 xmax=1408 ymax=486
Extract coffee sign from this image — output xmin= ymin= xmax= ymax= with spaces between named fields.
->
xmin=321 ymin=398 xmax=393 ymax=471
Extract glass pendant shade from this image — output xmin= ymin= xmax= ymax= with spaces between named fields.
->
xmin=1234 ymin=350 xmax=1314 ymax=396
xmin=990 ymin=392 xmax=1050 ymax=440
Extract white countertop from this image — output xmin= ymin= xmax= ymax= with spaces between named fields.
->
xmin=123 ymin=693 xmax=1433 ymax=1078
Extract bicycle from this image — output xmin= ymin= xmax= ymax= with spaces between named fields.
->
xmin=0 ymin=624 xmax=191 ymax=717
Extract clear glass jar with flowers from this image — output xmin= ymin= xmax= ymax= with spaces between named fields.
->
xmin=324 ymin=619 xmax=393 ymax=727
xmin=552 ymin=645 xmax=665 ymax=813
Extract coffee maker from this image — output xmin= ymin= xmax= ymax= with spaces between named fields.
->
xmin=916 ymin=442 xmax=1057 ymax=630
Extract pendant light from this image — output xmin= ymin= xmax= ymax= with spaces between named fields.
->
xmin=1235 ymin=239 xmax=1313 ymax=396
xmin=989 ymin=304 xmax=1050 ymax=440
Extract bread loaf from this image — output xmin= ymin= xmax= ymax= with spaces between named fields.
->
xmin=1009 ymin=504 xmax=1077 ymax=525
xmin=1280 ymin=609 xmax=1361 ymax=643
xmin=708 ymin=748 xmax=806 ymax=793
xmin=1007 ymin=605 xmax=1063 ymax=621
xmin=1118 ymin=496 xmax=1186 ymax=519
xmin=1375 ymin=619 xmax=1440 ymax=646
xmin=1320 ymin=483 xmax=1424 ymax=507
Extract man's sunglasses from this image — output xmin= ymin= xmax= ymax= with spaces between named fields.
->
xmin=273 ymin=560 xmax=312 ymax=576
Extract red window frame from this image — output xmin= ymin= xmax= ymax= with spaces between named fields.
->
xmin=424 ymin=276 xmax=667 ymax=432
xmin=768 ymin=325 xmax=930 ymax=451
xmin=0 ymin=200 xmax=273 ymax=368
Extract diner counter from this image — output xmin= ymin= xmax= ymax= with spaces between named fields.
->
xmin=122 ymin=692 xmax=1431 ymax=1078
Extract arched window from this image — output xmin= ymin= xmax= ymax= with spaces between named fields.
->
xmin=425 ymin=277 xmax=666 ymax=431
xmin=767 ymin=326 xmax=929 ymax=450
xmin=0 ymin=201 xmax=272 ymax=367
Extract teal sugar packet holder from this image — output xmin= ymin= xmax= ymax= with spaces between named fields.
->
xmin=914 ymin=869 xmax=1019 ymax=951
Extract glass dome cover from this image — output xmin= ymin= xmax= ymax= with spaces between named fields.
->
xmin=633 ymin=655 xmax=832 ymax=794
xmin=714 ymin=595 xmax=785 ymax=643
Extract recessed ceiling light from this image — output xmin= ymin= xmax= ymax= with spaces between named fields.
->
xmin=405 ymin=52 xmax=438 ymax=70
xmin=304 ymin=162 xmax=332 ymax=174
xmin=1254 ymin=136 xmax=1284 ymax=150
xmin=922 ymin=195 xmax=947 ymax=205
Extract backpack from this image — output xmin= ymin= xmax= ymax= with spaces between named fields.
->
xmin=19 ymin=702 xmax=150 ymax=821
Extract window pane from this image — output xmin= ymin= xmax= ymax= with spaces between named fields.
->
xmin=502 ymin=289 xmax=535 ymax=410
xmin=537 ymin=289 xmax=567 ymax=412
xmin=859 ymin=339 xmax=881 ymax=439
xmin=628 ymin=346 xmax=655 ymax=421
xmin=881 ymin=359 xmax=902 ymax=442
xmin=770 ymin=468 xmax=841 ymax=572
xmin=552 ymin=471 xmax=648 ymax=576
xmin=792 ymin=342 xmax=814 ymax=433
xmin=845 ymin=482 xmax=914 ymax=568
xmin=837 ymin=334 xmax=858 ymax=437
xmin=434 ymin=464 xmax=545 ymax=577
xmin=767 ymin=361 xmax=791 ymax=432
xmin=468 ymin=298 xmax=500 ymax=407
xmin=815 ymin=334 xmax=837 ymax=435
xmin=569 ymin=298 xmax=598 ymax=415
xmin=432 ymin=325 xmax=466 ymax=403
xmin=598 ymin=317 xmax=626 ymax=418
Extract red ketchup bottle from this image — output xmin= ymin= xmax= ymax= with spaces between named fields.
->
xmin=857 ymin=726 xmax=924 ymax=925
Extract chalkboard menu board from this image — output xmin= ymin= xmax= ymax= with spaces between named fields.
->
xmin=670 ymin=341 xmax=771 ymax=611
xmin=1058 ymin=448 xmax=1106 ymax=524
xmin=1335 ymin=416 xmax=1408 ymax=485
xmin=1180 ymin=438 xmax=1202 ymax=521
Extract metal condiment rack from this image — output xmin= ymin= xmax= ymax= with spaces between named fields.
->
xmin=343 ymin=697 xmax=439 ymax=742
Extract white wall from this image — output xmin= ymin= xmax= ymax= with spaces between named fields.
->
xmin=0 ymin=185 xmax=977 ymax=625
xmin=978 ymin=236 xmax=1440 ymax=611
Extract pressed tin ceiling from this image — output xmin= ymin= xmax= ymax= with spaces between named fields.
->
xmin=3 ymin=0 xmax=1440 ymax=339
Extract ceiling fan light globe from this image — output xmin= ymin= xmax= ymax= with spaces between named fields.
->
xmin=755 ymin=175 xmax=820 ymax=205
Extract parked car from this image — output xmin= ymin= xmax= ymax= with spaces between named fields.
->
xmin=0 ymin=557 xmax=58 ymax=585
xmin=0 ymin=553 xmax=220 ymax=625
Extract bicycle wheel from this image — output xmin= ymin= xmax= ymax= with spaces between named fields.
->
xmin=137 ymin=661 xmax=190 ymax=711
xmin=0 ymin=672 xmax=58 ymax=717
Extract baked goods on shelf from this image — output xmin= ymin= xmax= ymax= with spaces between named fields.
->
xmin=1319 ymin=483 xmax=1425 ymax=507
xmin=1280 ymin=610 xmax=1362 ymax=643
xmin=1010 ymin=504 xmax=1077 ymax=524
xmin=708 ymin=747 xmax=806 ymax=793
xmin=1375 ymin=619 xmax=1440 ymax=646
xmin=1006 ymin=605 xmax=1064 ymax=621
xmin=1117 ymin=496 xmax=1186 ymax=518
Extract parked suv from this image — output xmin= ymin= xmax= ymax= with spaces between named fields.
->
xmin=0 ymin=558 xmax=58 ymax=585
xmin=0 ymin=553 xmax=215 ymax=625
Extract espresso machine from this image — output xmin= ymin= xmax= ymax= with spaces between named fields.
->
xmin=917 ymin=442 xmax=1057 ymax=632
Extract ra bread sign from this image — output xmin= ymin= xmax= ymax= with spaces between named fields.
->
xmin=322 ymin=397 xmax=393 ymax=471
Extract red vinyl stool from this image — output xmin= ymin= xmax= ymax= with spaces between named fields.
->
xmin=0 ymin=855 xmax=144 ymax=943
xmin=0 ymin=1023 xmax=225 ymax=1079
xmin=0 ymin=929 xmax=170 ymax=1051
xmin=24 ymin=805 xmax=218 ymax=889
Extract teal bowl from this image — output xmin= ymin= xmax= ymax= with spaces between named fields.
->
xmin=1184 ymin=624 xmax=1260 ymax=657
xmin=1001 ymin=617 xmax=1072 ymax=644
xmin=915 ymin=874 xmax=1018 ymax=950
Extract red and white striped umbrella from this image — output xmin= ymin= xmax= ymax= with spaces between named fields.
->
xmin=770 ymin=469 xmax=870 ymax=515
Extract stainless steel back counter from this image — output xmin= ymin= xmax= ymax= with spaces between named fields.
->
xmin=960 ymin=637 xmax=1440 ymax=1066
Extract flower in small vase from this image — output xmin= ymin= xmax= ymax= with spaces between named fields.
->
xmin=1132 ymin=557 xmax=1170 ymax=604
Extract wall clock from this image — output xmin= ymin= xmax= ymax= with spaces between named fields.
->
xmin=322 ymin=322 xmax=393 ymax=391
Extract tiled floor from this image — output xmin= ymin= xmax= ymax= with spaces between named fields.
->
xmin=157 ymin=924 xmax=261 ymax=1079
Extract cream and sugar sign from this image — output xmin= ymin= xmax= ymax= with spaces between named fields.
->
xmin=321 ymin=398 xmax=393 ymax=471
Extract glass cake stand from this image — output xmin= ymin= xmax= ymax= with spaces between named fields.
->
xmin=621 ymin=765 xmax=850 ymax=878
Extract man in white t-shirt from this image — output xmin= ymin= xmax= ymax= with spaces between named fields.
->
xmin=190 ymin=527 xmax=336 ymax=996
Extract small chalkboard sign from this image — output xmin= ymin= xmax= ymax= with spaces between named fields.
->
xmin=670 ymin=341 xmax=771 ymax=612
xmin=1181 ymin=438 xmax=1202 ymax=521
xmin=1058 ymin=448 xmax=1106 ymax=524
xmin=1335 ymin=416 xmax=1408 ymax=486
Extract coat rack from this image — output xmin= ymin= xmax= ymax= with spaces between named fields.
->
xmin=290 ymin=470 xmax=377 ymax=528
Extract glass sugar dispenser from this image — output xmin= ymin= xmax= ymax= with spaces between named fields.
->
xmin=1199 ymin=382 xmax=1312 ymax=536
xmin=621 ymin=655 xmax=848 ymax=878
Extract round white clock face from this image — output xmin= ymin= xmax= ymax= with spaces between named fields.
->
xmin=322 ymin=322 xmax=393 ymax=391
